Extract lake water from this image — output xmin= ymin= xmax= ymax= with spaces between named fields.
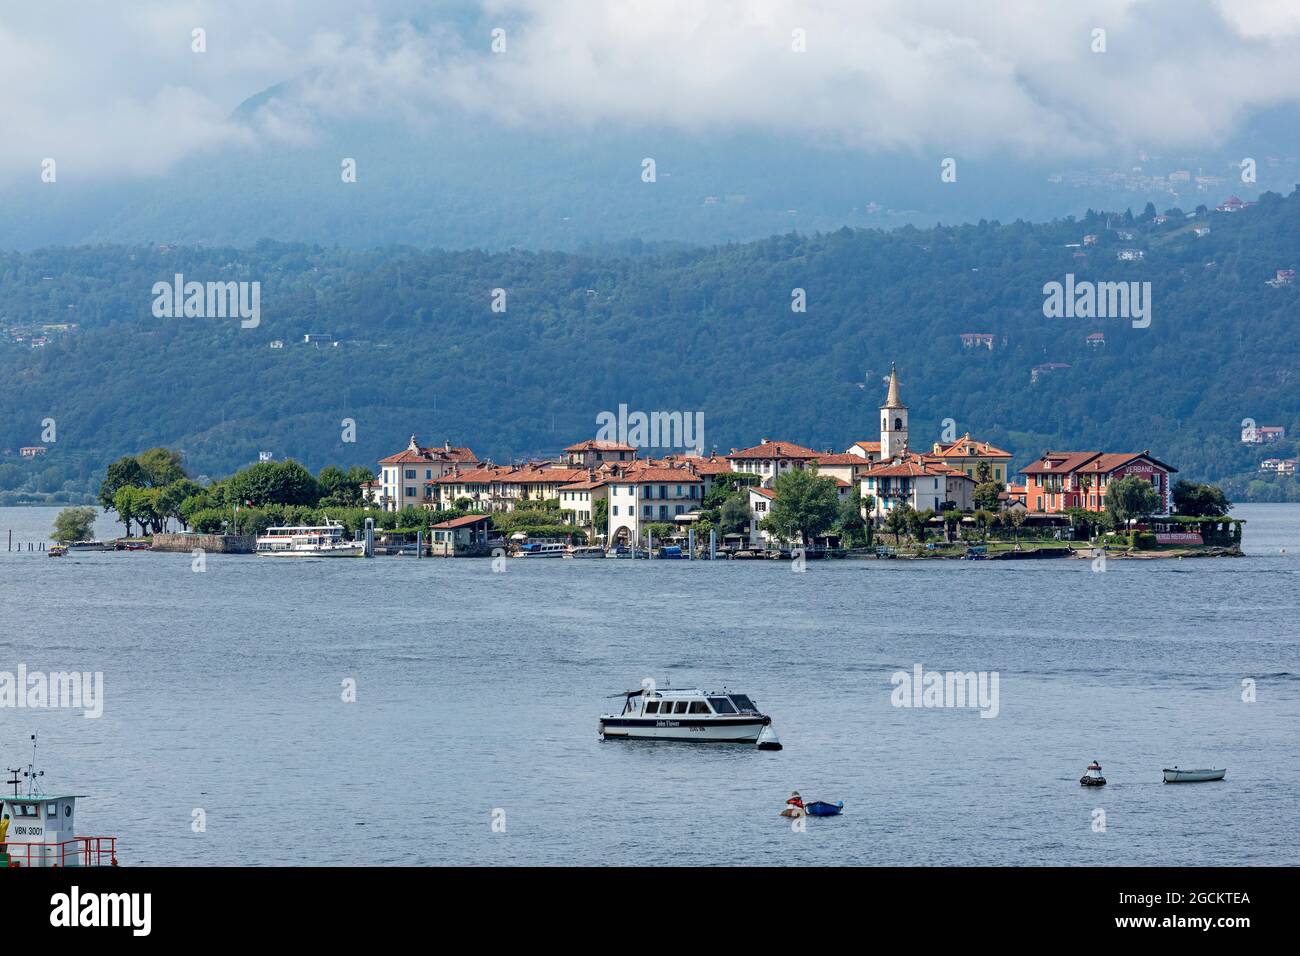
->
xmin=1 ymin=504 xmax=1297 ymax=866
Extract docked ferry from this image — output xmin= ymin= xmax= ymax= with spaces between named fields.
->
xmin=599 ymin=687 xmax=782 ymax=749
xmin=255 ymin=519 xmax=365 ymax=557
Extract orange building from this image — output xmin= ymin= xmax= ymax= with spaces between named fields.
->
xmin=1020 ymin=451 xmax=1178 ymax=514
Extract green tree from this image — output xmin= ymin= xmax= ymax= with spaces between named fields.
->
xmin=718 ymin=494 xmax=753 ymax=536
xmin=52 ymin=506 xmax=98 ymax=544
xmin=593 ymin=498 xmax=609 ymax=539
xmin=973 ymin=480 xmax=1004 ymax=512
xmin=836 ymin=488 xmax=868 ymax=546
xmin=883 ymin=505 xmax=912 ymax=544
xmin=98 ymin=456 xmax=146 ymax=511
xmin=111 ymin=485 xmax=146 ymax=536
xmin=157 ymin=478 xmax=203 ymax=530
xmin=1105 ymin=476 xmax=1162 ymax=527
xmin=1171 ymin=480 xmax=1231 ymax=517
xmin=136 ymin=447 xmax=186 ymax=488
xmin=761 ymin=469 xmax=840 ymax=544
xmin=227 ymin=460 xmax=322 ymax=507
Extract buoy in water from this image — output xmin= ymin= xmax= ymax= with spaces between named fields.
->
xmin=757 ymin=725 xmax=782 ymax=751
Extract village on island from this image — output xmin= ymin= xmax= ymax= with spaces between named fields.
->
xmin=37 ymin=362 xmax=1239 ymax=561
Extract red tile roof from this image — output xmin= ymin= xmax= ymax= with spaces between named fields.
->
xmin=727 ymin=440 xmax=821 ymax=460
xmin=811 ymin=453 xmax=866 ymax=466
xmin=430 ymin=514 xmax=492 ymax=529
xmin=930 ymin=435 xmax=1012 ymax=459
xmin=564 ymin=439 xmax=637 ymax=453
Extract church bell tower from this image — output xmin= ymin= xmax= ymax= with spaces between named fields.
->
xmin=880 ymin=363 xmax=908 ymax=460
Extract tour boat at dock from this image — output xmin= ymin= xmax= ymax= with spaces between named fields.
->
xmin=599 ymin=687 xmax=782 ymax=749
xmin=566 ymin=545 xmax=606 ymax=559
xmin=255 ymin=519 xmax=365 ymax=557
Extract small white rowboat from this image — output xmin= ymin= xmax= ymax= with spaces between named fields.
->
xmin=1162 ymin=767 xmax=1226 ymax=783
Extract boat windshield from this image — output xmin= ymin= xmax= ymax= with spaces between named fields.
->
xmin=707 ymin=696 xmax=737 ymax=714
xmin=728 ymin=694 xmax=758 ymax=713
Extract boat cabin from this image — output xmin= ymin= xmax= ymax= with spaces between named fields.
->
xmin=617 ymin=689 xmax=760 ymax=718
xmin=0 ymin=793 xmax=94 ymax=867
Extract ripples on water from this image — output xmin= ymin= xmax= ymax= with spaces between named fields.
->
xmin=1 ymin=505 xmax=1297 ymax=865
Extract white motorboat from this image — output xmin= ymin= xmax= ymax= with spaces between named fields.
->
xmin=599 ymin=687 xmax=782 ymax=749
xmin=513 ymin=542 xmax=566 ymax=558
xmin=255 ymin=519 xmax=365 ymax=557
xmin=65 ymin=540 xmax=114 ymax=552
xmin=1162 ymin=767 xmax=1226 ymax=783
xmin=566 ymin=546 xmax=606 ymax=559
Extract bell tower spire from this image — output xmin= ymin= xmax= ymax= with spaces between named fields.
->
xmin=880 ymin=363 xmax=909 ymax=459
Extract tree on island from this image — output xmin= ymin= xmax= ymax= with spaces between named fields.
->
xmin=718 ymin=494 xmax=753 ymax=537
xmin=52 ymin=506 xmax=98 ymax=544
xmin=884 ymin=504 xmax=914 ymax=544
xmin=759 ymin=468 xmax=840 ymax=545
xmin=973 ymin=479 xmax=1004 ymax=512
xmin=836 ymin=488 xmax=870 ymax=547
xmin=226 ymin=460 xmax=322 ymax=507
xmin=1105 ymin=476 xmax=1162 ymax=528
xmin=1171 ymin=480 xmax=1231 ymax=517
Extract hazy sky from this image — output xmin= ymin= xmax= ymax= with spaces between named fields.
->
xmin=3 ymin=0 xmax=1300 ymax=183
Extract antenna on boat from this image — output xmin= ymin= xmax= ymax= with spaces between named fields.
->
xmin=21 ymin=734 xmax=43 ymax=797
xmin=5 ymin=767 xmax=20 ymax=799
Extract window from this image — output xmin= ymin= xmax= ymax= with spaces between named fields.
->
xmin=673 ymin=701 xmax=689 ymax=714
xmin=675 ymin=505 xmax=684 ymax=515
xmin=644 ymin=700 xmax=660 ymax=714
xmin=425 ymin=469 xmax=432 ymax=479
xmin=729 ymin=695 xmax=757 ymax=713
xmin=708 ymin=697 xmax=737 ymax=714
xmin=406 ymin=488 xmax=415 ymax=497
xmin=405 ymin=469 xmax=416 ymax=479
xmin=689 ymin=701 xmax=709 ymax=714
xmin=612 ymin=505 xmax=619 ymax=516
xmin=643 ymin=505 xmax=652 ymax=517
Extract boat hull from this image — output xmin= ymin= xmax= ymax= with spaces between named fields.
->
xmin=599 ymin=716 xmax=769 ymax=743
xmin=255 ymin=547 xmax=365 ymax=557
xmin=1163 ymin=768 xmax=1226 ymax=783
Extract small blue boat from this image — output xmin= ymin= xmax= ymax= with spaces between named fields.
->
xmin=804 ymin=800 xmax=844 ymax=816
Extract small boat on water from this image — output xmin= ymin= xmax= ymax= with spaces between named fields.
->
xmin=255 ymin=519 xmax=365 ymax=557
xmin=805 ymin=800 xmax=844 ymax=816
xmin=1079 ymin=760 xmax=1107 ymax=786
xmin=566 ymin=545 xmax=606 ymax=559
xmin=66 ymin=540 xmax=114 ymax=552
xmin=605 ymin=546 xmax=648 ymax=559
xmin=1163 ymin=767 xmax=1226 ymax=783
xmin=513 ymin=542 xmax=566 ymax=558
xmin=599 ymin=687 xmax=782 ymax=749
xmin=47 ymin=545 xmax=66 ymax=557
xmin=655 ymin=545 xmax=686 ymax=559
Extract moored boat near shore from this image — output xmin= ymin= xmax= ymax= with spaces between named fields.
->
xmin=255 ymin=519 xmax=365 ymax=557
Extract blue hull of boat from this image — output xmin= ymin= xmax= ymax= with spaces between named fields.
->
xmin=805 ymin=801 xmax=844 ymax=816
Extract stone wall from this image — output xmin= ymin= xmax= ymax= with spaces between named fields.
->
xmin=150 ymin=533 xmax=255 ymax=554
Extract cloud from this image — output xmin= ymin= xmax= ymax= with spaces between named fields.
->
xmin=2 ymin=0 xmax=1299 ymax=185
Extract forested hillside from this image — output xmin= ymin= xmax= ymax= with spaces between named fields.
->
xmin=2 ymin=189 xmax=1297 ymax=503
